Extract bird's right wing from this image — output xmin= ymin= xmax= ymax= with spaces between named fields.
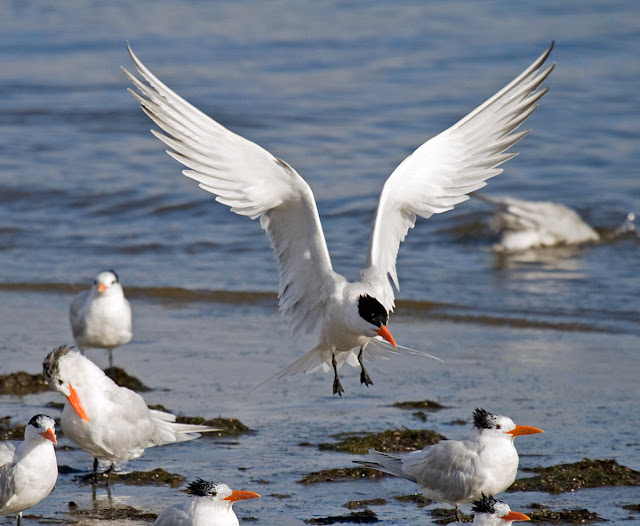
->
xmin=366 ymin=43 xmax=554 ymax=311
xmin=123 ymin=44 xmax=335 ymax=338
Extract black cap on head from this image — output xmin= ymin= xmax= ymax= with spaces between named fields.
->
xmin=358 ymin=294 xmax=388 ymax=328
xmin=187 ymin=479 xmax=220 ymax=497
xmin=473 ymin=408 xmax=497 ymax=430
xmin=43 ymin=344 xmax=73 ymax=383
xmin=472 ymin=494 xmax=498 ymax=514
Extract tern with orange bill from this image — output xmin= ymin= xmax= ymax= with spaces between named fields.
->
xmin=70 ymin=269 xmax=132 ymax=368
xmin=123 ymin=42 xmax=554 ymax=395
xmin=0 ymin=415 xmax=58 ymax=526
xmin=154 ymin=479 xmax=261 ymax=526
xmin=43 ymin=345 xmax=220 ymax=482
xmin=354 ymin=408 xmax=543 ymax=522
xmin=468 ymin=495 xmax=530 ymax=525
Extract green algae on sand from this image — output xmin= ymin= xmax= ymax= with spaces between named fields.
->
xmin=509 ymin=458 xmax=640 ymax=494
xmin=319 ymin=428 xmax=444 ymax=454
xmin=393 ymin=493 xmax=432 ymax=508
xmin=344 ymin=498 xmax=387 ymax=509
xmin=104 ymin=366 xmax=150 ymax=391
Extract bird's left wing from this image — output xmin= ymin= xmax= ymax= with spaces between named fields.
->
xmin=366 ymin=43 xmax=555 ymax=311
xmin=123 ymin=44 xmax=336 ymax=338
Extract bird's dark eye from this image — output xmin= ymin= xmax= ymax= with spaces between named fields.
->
xmin=496 ymin=424 xmax=501 ymax=429
xmin=58 ymin=379 xmax=63 ymax=386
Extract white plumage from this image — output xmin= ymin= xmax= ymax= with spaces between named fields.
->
xmin=70 ymin=270 xmax=132 ymax=368
xmin=0 ymin=415 xmax=58 ymax=526
xmin=355 ymin=408 xmax=543 ymax=521
xmin=42 ymin=345 xmax=219 ymax=476
xmin=474 ymin=194 xmax=600 ymax=251
xmin=123 ymin=42 xmax=554 ymax=395
xmin=154 ymin=480 xmax=260 ymax=526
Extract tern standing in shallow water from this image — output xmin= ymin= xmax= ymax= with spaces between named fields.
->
xmin=123 ymin=42 xmax=554 ymax=395
xmin=355 ymin=408 xmax=543 ymax=522
xmin=70 ymin=270 xmax=132 ymax=368
xmin=154 ymin=479 xmax=261 ymax=526
xmin=0 ymin=415 xmax=58 ymax=526
xmin=43 ymin=345 xmax=219 ymax=482
xmin=467 ymin=495 xmax=530 ymax=525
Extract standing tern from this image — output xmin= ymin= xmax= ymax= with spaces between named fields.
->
xmin=43 ymin=345 xmax=219 ymax=481
xmin=70 ymin=270 xmax=132 ymax=368
xmin=0 ymin=415 xmax=58 ymax=526
xmin=354 ymin=408 xmax=543 ymax=522
xmin=468 ymin=495 xmax=530 ymax=525
xmin=123 ymin=42 xmax=554 ymax=395
xmin=154 ymin=479 xmax=261 ymax=526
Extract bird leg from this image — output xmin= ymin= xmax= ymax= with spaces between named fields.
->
xmin=455 ymin=505 xmax=462 ymax=523
xmin=93 ymin=457 xmax=99 ymax=485
xmin=107 ymin=349 xmax=114 ymax=369
xmin=105 ymin=463 xmax=114 ymax=487
xmin=332 ymin=354 xmax=344 ymax=397
xmin=358 ymin=347 xmax=373 ymax=387
xmin=17 ymin=511 xmax=22 ymax=526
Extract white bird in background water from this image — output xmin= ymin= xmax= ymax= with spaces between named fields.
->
xmin=473 ymin=193 xmax=600 ymax=252
xmin=123 ymin=42 xmax=554 ymax=395
xmin=43 ymin=345 xmax=219 ymax=482
xmin=354 ymin=408 xmax=543 ymax=522
xmin=70 ymin=269 xmax=132 ymax=368
xmin=153 ymin=479 xmax=261 ymax=526
xmin=0 ymin=415 xmax=58 ymax=526
xmin=467 ymin=495 xmax=530 ymax=525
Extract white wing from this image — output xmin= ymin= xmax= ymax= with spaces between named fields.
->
xmin=366 ymin=43 xmax=555 ymax=311
xmin=123 ymin=44 xmax=336 ymax=338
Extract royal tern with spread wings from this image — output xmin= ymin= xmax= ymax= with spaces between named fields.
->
xmin=354 ymin=408 xmax=543 ymax=522
xmin=467 ymin=495 xmax=530 ymax=525
xmin=154 ymin=479 xmax=261 ymax=526
xmin=43 ymin=345 xmax=219 ymax=482
xmin=0 ymin=415 xmax=58 ymax=526
xmin=70 ymin=270 xmax=132 ymax=368
xmin=123 ymin=42 xmax=554 ymax=395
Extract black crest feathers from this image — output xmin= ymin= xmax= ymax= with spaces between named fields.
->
xmin=473 ymin=408 xmax=496 ymax=430
xmin=358 ymin=295 xmax=388 ymax=328
xmin=187 ymin=479 xmax=219 ymax=497
xmin=472 ymin=493 xmax=498 ymax=514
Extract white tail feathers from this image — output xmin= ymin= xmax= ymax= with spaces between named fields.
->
xmin=150 ymin=410 xmax=220 ymax=445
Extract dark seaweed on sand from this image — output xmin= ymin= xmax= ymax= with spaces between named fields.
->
xmin=299 ymin=467 xmax=389 ymax=485
xmin=0 ymin=372 xmax=49 ymax=396
xmin=509 ymin=458 xmax=640 ymax=494
xmin=527 ymin=503 xmax=603 ymax=523
xmin=305 ymin=509 xmax=378 ymax=524
xmin=80 ymin=468 xmax=185 ymax=487
xmin=318 ymin=428 xmax=444 ymax=454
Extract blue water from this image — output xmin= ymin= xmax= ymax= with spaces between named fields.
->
xmin=0 ymin=1 xmax=639 ymax=525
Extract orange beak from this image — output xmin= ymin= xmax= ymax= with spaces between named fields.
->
xmin=374 ymin=325 xmax=397 ymax=347
xmin=500 ymin=511 xmax=530 ymax=522
xmin=39 ymin=428 xmax=58 ymax=445
xmin=223 ymin=490 xmax=261 ymax=502
xmin=507 ymin=425 xmax=544 ymax=437
xmin=97 ymin=283 xmax=107 ymax=293
xmin=67 ymin=383 xmax=90 ymax=422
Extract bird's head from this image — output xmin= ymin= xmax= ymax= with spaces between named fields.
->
xmin=26 ymin=414 xmax=57 ymax=445
xmin=43 ymin=345 xmax=90 ymax=422
xmin=473 ymin=408 xmax=543 ymax=439
xmin=187 ymin=479 xmax=261 ymax=506
xmin=472 ymin=494 xmax=530 ymax=524
xmin=357 ymin=294 xmax=396 ymax=347
xmin=94 ymin=269 xmax=121 ymax=294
